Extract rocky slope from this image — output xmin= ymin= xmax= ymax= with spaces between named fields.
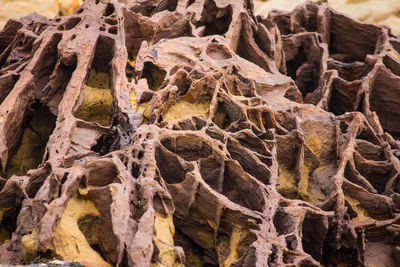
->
xmin=1 ymin=0 xmax=400 ymax=266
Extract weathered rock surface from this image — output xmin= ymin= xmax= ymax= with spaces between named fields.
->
xmin=255 ymin=0 xmax=400 ymax=36
xmin=1 ymin=0 xmax=400 ymax=266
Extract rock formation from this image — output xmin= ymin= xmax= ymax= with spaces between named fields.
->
xmin=254 ymin=0 xmax=400 ymax=36
xmin=1 ymin=0 xmax=400 ymax=266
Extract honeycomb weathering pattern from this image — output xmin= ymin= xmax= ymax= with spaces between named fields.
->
xmin=1 ymin=0 xmax=400 ymax=266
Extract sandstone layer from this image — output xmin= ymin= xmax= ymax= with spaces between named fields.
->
xmin=1 ymin=0 xmax=400 ymax=266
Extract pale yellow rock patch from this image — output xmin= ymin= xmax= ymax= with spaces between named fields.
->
xmin=74 ymin=69 xmax=113 ymax=126
xmin=22 ymin=196 xmax=110 ymax=267
xmin=152 ymin=211 xmax=182 ymax=267
xmin=163 ymin=101 xmax=210 ymax=121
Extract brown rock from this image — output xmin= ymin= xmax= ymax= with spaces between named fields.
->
xmin=0 ymin=0 xmax=400 ymax=266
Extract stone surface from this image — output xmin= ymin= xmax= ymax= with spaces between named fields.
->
xmin=255 ymin=0 xmax=400 ymax=36
xmin=0 ymin=0 xmax=83 ymax=30
xmin=0 ymin=0 xmax=400 ymax=266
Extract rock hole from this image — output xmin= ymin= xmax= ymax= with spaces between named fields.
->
xmin=285 ymin=234 xmax=297 ymax=251
xmin=205 ymin=43 xmax=232 ymax=60
xmin=187 ymin=0 xmax=195 ymax=7
xmin=221 ymin=161 xmax=265 ymax=212
xmin=74 ymin=35 xmax=115 ymax=126
xmin=77 ymin=214 xmax=108 ymax=261
xmin=6 ymin=102 xmax=56 ymax=178
xmin=103 ymin=3 xmax=115 ymax=16
xmin=155 ymin=146 xmax=187 ymax=184
xmin=227 ymin=138 xmax=271 ymax=185
xmin=0 ymin=73 xmax=19 ymax=104
xmin=340 ymin=121 xmax=348 ymax=133
xmin=329 ymin=78 xmax=362 ymax=115
xmin=161 ymin=135 xmax=212 ymax=161
xmin=108 ymin=26 xmax=118 ymax=35
xmin=354 ymin=153 xmax=393 ymax=193
xmin=152 ymin=194 xmax=167 ymax=216
xmin=104 ymin=18 xmax=117 ymax=25
xmin=141 ymin=62 xmax=166 ymax=91
xmin=273 ymin=208 xmax=296 ymax=235
xmin=31 ymin=33 xmax=62 ymax=96
xmin=0 ymin=211 xmax=18 ymax=246
xmin=383 ymin=55 xmax=400 ymax=76
xmin=267 ymin=245 xmax=278 ymax=265
xmin=86 ymin=160 xmax=119 ymax=187
xmin=285 ymin=42 xmax=320 ymax=98
xmin=125 ymin=54 xmax=136 ymax=83
xmin=328 ymin=13 xmax=381 ymax=62
xmin=131 ymin=162 xmax=140 ymax=178
xmin=37 ymin=249 xmax=55 ymax=260
xmin=90 ymin=127 xmax=119 ymax=155
xmin=26 ymin=167 xmax=51 ymax=198
xmin=202 ymin=0 xmax=232 ymax=36
xmin=154 ymin=0 xmax=178 ymax=12
xmin=370 ymin=67 xmax=400 ymax=139
xmin=60 ymin=172 xmax=69 ymax=184
xmin=355 ymin=139 xmax=385 ymax=161
xmin=236 ymin=21 xmax=272 ymax=72
xmin=199 ymin=157 xmax=223 ymax=191
xmin=0 ymin=20 xmax=23 ymax=57
xmin=0 ymin=182 xmax=23 ymax=245
xmin=212 ymin=101 xmax=233 ymax=130
xmin=43 ymin=54 xmax=77 ymax=110
xmin=138 ymin=151 xmax=144 ymax=159
xmin=79 ymin=175 xmax=87 ymax=189
xmin=57 ymin=17 xmax=81 ymax=31
xmin=301 ymin=212 xmax=328 ymax=262
xmin=357 ymin=125 xmax=379 ymax=145
xmin=173 ymin=229 xmax=213 ymax=267
xmin=327 ymin=59 xmax=374 ymax=81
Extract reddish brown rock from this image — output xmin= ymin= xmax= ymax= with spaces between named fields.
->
xmin=1 ymin=0 xmax=400 ymax=266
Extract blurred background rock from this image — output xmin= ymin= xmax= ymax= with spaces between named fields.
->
xmin=0 ymin=0 xmax=399 ymax=35
xmin=254 ymin=0 xmax=400 ymax=35
xmin=0 ymin=0 xmax=82 ymax=29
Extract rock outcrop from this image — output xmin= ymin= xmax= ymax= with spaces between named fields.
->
xmin=1 ymin=0 xmax=400 ymax=266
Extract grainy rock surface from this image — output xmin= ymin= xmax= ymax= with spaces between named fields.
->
xmin=1 ymin=0 xmax=400 ymax=266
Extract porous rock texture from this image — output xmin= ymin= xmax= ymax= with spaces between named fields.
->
xmin=1 ymin=0 xmax=400 ymax=266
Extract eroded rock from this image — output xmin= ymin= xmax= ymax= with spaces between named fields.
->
xmin=1 ymin=0 xmax=400 ymax=266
